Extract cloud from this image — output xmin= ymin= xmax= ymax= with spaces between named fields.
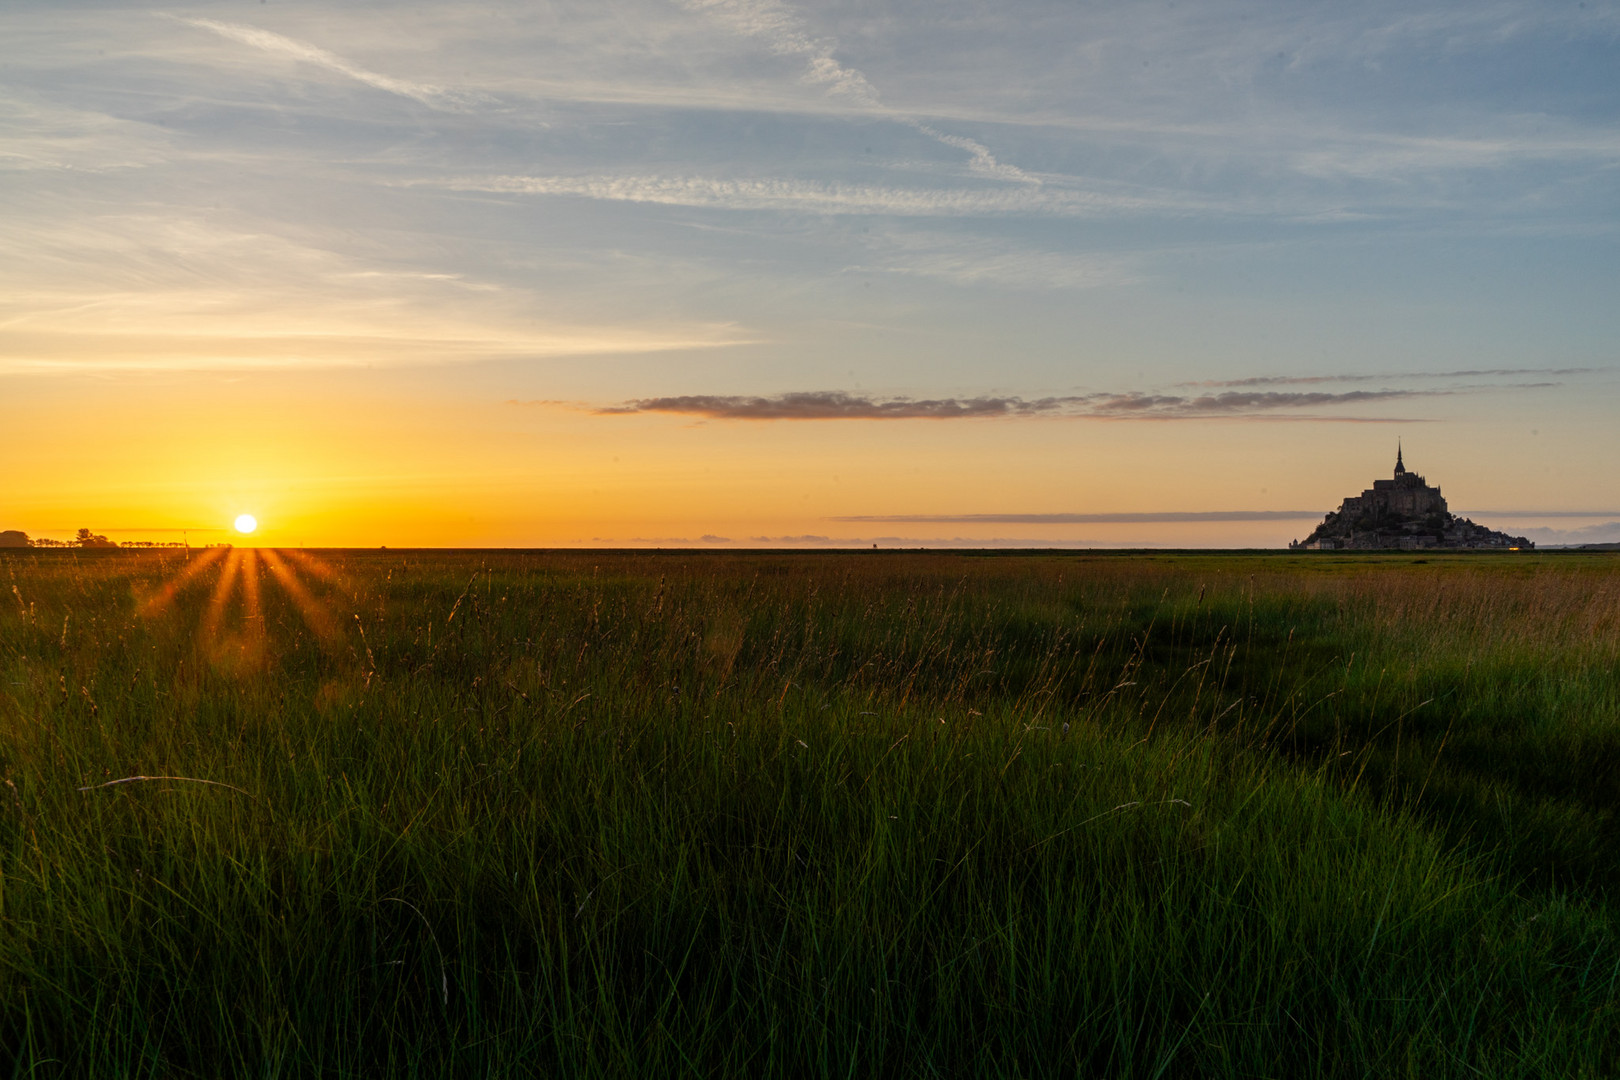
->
xmin=0 ymin=329 xmax=739 ymax=374
xmin=1454 ymin=509 xmax=1620 ymax=518
xmin=836 ymin=512 xmax=1321 ymax=524
xmin=597 ymin=388 xmax=1432 ymax=421
xmin=1082 ymin=390 xmax=1424 ymax=415
xmin=901 ymin=120 xmax=1039 ymax=185
xmin=827 ymin=513 xmax=1620 ymax=544
xmin=851 ymin=236 xmax=1141 ymax=289
xmin=598 ymin=391 xmax=1077 ymax=419
xmin=1288 ymin=130 xmax=1620 ymax=181
xmin=165 ymin=16 xmax=487 ymax=111
xmin=1192 ymin=367 xmax=1594 ymax=388
xmin=678 ymin=0 xmax=1037 ymax=184
xmin=0 ymin=95 xmax=172 ymax=173
xmin=594 ymin=535 xmax=1161 ymax=548
xmin=853 ymin=536 xmax=1168 ymax=548
xmin=0 ymin=209 xmax=755 ymax=372
xmin=423 ymin=173 xmax=1173 ymax=217
xmin=679 ymin=0 xmax=879 ymax=104
xmin=1513 ymin=522 xmax=1620 ymax=547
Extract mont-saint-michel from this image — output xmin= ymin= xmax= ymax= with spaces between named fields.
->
xmin=1291 ymin=447 xmax=1533 ymax=551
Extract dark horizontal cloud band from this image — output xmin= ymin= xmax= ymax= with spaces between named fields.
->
xmin=1189 ymin=367 xmax=1590 ymax=388
xmin=1454 ymin=510 xmax=1620 ymax=518
xmin=837 ymin=511 xmax=1322 ymax=523
xmin=598 ymin=388 xmax=1431 ymax=421
xmin=840 ymin=510 xmax=1620 ymax=524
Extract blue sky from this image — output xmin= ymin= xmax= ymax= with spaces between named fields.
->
xmin=3 ymin=0 xmax=1618 ymax=546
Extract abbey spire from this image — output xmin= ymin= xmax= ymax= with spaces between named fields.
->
xmin=1291 ymin=449 xmax=1531 ymax=550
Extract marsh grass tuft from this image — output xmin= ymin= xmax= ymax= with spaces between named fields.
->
xmin=1 ymin=548 xmax=1616 ymax=1076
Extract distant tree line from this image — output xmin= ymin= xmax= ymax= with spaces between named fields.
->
xmin=0 ymin=529 xmax=189 ymax=549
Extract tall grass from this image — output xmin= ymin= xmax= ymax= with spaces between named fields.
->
xmin=1 ymin=549 xmax=1616 ymax=1076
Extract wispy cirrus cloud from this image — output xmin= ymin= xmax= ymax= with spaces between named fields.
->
xmin=1189 ymin=367 xmax=1593 ymax=388
xmin=678 ymin=0 xmax=880 ymax=105
xmin=594 ymin=387 xmax=1434 ymax=421
xmin=0 ymin=95 xmax=173 ymax=173
xmin=678 ymin=0 xmax=1037 ymax=183
xmin=850 ymin=233 xmax=1142 ymax=289
xmin=422 ymin=173 xmax=1175 ymax=217
xmin=0 ymin=210 xmax=752 ymax=372
xmin=163 ymin=15 xmax=488 ymax=111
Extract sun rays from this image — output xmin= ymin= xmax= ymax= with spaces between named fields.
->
xmin=259 ymin=548 xmax=344 ymax=645
xmin=139 ymin=546 xmax=347 ymax=671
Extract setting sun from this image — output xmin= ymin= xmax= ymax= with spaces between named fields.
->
xmin=234 ymin=514 xmax=258 ymax=535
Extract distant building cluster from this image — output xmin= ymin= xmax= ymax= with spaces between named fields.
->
xmin=1290 ymin=448 xmax=1532 ymax=551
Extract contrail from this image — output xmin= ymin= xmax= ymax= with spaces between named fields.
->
xmin=678 ymin=0 xmax=1039 ymax=184
xmin=164 ymin=15 xmax=486 ymax=111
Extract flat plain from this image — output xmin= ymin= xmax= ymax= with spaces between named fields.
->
xmin=1 ymin=548 xmax=1617 ymax=1077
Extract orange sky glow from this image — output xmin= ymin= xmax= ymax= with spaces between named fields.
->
xmin=3 ymin=2 xmax=1617 ymax=548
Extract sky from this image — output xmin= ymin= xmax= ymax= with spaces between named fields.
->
xmin=3 ymin=0 xmax=1618 ymax=548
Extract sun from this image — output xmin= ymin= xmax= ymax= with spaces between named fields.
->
xmin=234 ymin=514 xmax=258 ymax=535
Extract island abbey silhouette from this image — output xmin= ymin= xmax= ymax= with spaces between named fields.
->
xmin=1291 ymin=446 xmax=1532 ymax=551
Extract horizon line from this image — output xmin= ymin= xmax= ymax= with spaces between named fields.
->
xmin=833 ymin=510 xmax=1620 ymax=524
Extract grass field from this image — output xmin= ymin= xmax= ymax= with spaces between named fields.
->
xmin=2 ymin=547 xmax=1617 ymax=1076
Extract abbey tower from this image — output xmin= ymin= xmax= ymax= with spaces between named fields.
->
xmin=1291 ymin=447 xmax=1531 ymax=550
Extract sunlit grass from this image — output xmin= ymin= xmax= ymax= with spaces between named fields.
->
xmin=1 ymin=548 xmax=1616 ymax=1075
